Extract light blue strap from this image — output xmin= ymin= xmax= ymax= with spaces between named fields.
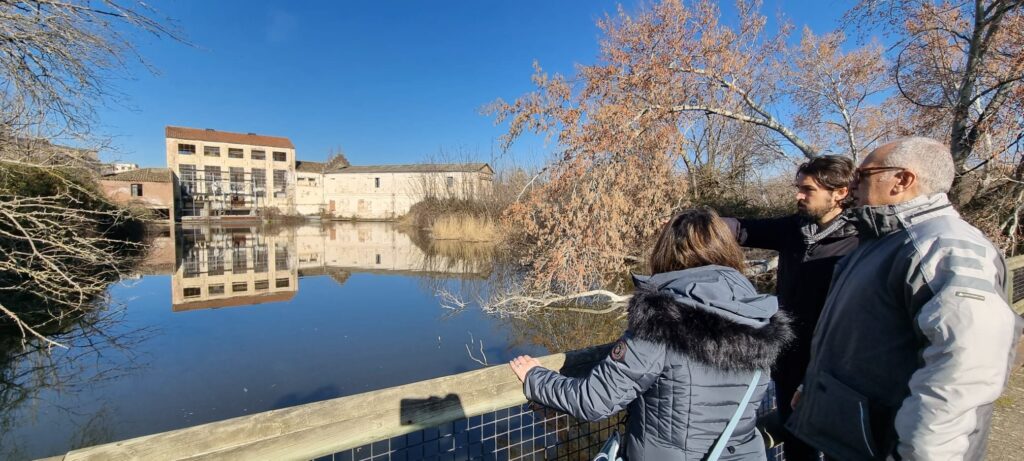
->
xmin=707 ymin=369 xmax=762 ymax=461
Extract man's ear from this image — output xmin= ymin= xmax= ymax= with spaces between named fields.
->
xmin=893 ymin=170 xmax=917 ymax=194
xmin=833 ymin=186 xmax=849 ymax=201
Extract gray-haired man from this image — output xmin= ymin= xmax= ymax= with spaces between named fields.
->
xmin=787 ymin=137 xmax=1022 ymax=460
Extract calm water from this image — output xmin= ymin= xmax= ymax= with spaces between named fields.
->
xmin=0 ymin=222 xmax=623 ymax=460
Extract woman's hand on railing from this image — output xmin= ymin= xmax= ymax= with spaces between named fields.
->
xmin=509 ymin=355 xmax=541 ymax=383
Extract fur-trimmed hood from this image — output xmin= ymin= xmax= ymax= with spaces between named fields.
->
xmin=629 ymin=266 xmax=793 ymax=371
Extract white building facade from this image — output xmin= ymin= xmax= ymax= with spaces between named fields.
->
xmin=165 ymin=126 xmax=493 ymax=221
xmin=322 ymin=164 xmax=494 ymax=220
xmin=165 ymin=126 xmax=296 ymax=219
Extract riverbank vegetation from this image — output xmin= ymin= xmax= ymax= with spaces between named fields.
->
xmin=0 ymin=160 xmax=147 ymax=346
xmin=400 ymin=167 xmax=535 ymax=243
xmin=0 ymin=1 xmax=180 ymax=343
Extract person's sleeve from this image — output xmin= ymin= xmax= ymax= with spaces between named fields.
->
xmin=721 ymin=216 xmax=790 ymax=251
xmin=893 ymin=239 xmax=1019 ymax=460
xmin=522 ymin=334 xmax=666 ymax=422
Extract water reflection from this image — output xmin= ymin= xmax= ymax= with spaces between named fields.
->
xmin=168 ymin=222 xmax=491 ymax=312
xmin=3 ymin=221 xmax=620 ymax=460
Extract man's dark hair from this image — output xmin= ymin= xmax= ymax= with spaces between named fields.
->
xmin=797 ymin=156 xmax=855 ymax=208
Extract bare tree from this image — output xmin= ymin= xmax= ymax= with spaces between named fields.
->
xmin=0 ymin=0 xmax=181 ymax=138
xmin=0 ymin=159 xmax=144 ymax=346
xmin=787 ymin=28 xmax=894 ymax=161
xmin=847 ymin=0 xmax=1024 ymax=198
xmin=0 ymin=1 xmax=181 ymax=341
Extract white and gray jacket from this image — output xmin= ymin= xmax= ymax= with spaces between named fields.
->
xmin=787 ymin=193 xmax=1022 ymax=460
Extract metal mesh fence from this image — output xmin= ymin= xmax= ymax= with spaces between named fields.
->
xmin=317 ymin=382 xmax=785 ymax=461
xmin=1011 ymin=263 xmax=1024 ymax=306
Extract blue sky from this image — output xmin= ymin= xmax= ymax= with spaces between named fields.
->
xmin=96 ymin=1 xmax=851 ymax=169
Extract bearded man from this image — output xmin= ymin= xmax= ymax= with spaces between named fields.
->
xmin=723 ymin=155 xmax=858 ymax=461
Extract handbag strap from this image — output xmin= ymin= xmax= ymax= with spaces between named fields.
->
xmin=707 ymin=369 xmax=762 ymax=461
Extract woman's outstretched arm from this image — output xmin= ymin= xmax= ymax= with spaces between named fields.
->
xmin=509 ymin=334 xmax=666 ymax=421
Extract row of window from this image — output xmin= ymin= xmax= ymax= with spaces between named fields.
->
xmin=368 ymin=176 xmax=455 ymax=189
xmin=178 ymin=165 xmax=290 ymax=195
xmin=178 ymin=143 xmax=288 ymax=162
xmin=181 ymin=243 xmax=286 ymax=277
xmin=181 ymin=278 xmax=290 ymax=298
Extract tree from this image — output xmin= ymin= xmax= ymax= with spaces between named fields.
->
xmin=487 ymin=0 xmax=896 ymax=295
xmin=849 ymin=0 xmax=1023 ymax=184
xmin=0 ymin=1 xmax=180 ymax=343
xmin=788 ymin=28 xmax=893 ymax=161
xmin=845 ymin=0 xmax=1024 ymax=250
xmin=0 ymin=162 xmax=143 ymax=346
xmin=0 ymin=1 xmax=180 ymax=138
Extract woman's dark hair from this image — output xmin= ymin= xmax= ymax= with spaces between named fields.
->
xmin=649 ymin=208 xmax=746 ymax=274
xmin=797 ymin=156 xmax=856 ymax=207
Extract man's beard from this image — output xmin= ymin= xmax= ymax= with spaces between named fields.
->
xmin=797 ymin=202 xmax=836 ymax=220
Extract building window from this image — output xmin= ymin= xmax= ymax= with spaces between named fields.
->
xmin=374 ymin=177 xmax=380 ymax=188
xmin=183 ymin=248 xmax=200 ymax=278
xmin=230 ymin=167 xmax=245 ymax=194
xmin=232 ymin=282 xmax=248 ymax=292
xmin=446 ymin=176 xmax=454 ymax=188
xmin=273 ymin=151 xmax=287 ymax=162
xmin=204 ymin=146 xmax=220 ymax=157
xmin=251 ymin=150 xmax=266 ymax=160
xmin=228 ymin=148 xmax=244 ymax=159
xmin=375 ymin=254 xmax=381 ymax=264
xmin=232 ymin=245 xmax=247 ymax=272
xmin=254 ymin=280 xmax=269 ymax=290
xmin=275 ymin=278 xmax=290 ymax=288
xmin=207 ymin=247 xmax=224 ymax=276
xmin=208 ymin=284 xmax=225 ymax=295
xmin=273 ymin=169 xmax=288 ymax=197
xmin=178 ymin=144 xmax=196 ymax=155
xmin=275 ymin=242 xmax=289 ymax=270
xmin=252 ymin=168 xmax=266 ymax=197
xmin=179 ymin=164 xmax=197 ymax=195
xmin=183 ymin=287 xmax=201 ymax=297
xmin=253 ymin=244 xmax=268 ymax=273
xmin=130 ymin=183 xmax=143 ymax=197
xmin=204 ymin=166 xmax=222 ymax=195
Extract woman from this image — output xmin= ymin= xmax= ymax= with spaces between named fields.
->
xmin=509 ymin=209 xmax=793 ymax=460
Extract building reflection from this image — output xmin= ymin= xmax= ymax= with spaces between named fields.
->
xmin=170 ymin=221 xmax=490 ymax=312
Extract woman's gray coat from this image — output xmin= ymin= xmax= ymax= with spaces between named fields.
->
xmin=523 ymin=266 xmax=793 ymax=460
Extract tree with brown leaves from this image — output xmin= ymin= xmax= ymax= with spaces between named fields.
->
xmin=487 ymin=0 xmax=901 ymax=297
xmin=850 ymin=0 xmax=1023 ymax=181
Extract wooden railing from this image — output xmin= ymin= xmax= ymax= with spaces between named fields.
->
xmin=44 ymin=344 xmax=612 ymax=461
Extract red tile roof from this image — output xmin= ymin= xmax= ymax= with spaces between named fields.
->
xmin=100 ymin=168 xmax=173 ymax=183
xmin=165 ymin=126 xmax=295 ymax=149
xmin=327 ymin=163 xmax=493 ymax=174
